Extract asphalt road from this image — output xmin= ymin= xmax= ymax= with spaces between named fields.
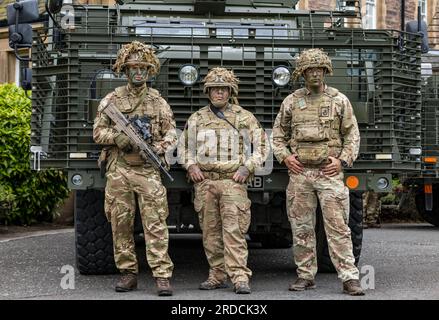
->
xmin=0 ymin=224 xmax=438 ymax=300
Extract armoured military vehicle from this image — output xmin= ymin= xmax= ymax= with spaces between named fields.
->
xmin=411 ymin=51 xmax=439 ymax=227
xmin=8 ymin=0 xmax=428 ymax=274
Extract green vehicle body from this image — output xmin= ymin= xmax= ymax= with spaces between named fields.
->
xmin=16 ymin=0 xmax=438 ymax=274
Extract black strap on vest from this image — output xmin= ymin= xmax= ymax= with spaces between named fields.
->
xmin=209 ymin=104 xmax=239 ymax=133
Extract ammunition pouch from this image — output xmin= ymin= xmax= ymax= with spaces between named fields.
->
xmin=296 ymin=143 xmax=329 ymax=166
xmin=123 ymin=152 xmax=145 ymax=166
xmin=294 ymin=121 xmax=330 ymax=142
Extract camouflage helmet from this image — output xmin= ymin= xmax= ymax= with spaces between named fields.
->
xmin=112 ymin=41 xmax=160 ymax=77
xmin=292 ymin=48 xmax=333 ymax=80
xmin=203 ymin=67 xmax=239 ymax=96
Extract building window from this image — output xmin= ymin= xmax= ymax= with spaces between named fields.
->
xmin=336 ymin=0 xmax=357 ymax=11
xmin=363 ymin=0 xmax=377 ymax=29
xmin=419 ymin=0 xmax=427 ymax=22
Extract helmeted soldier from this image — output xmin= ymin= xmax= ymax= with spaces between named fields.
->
xmin=272 ymin=48 xmax=364 ymax=295
xmin=93 ymin=41 xmax=176 ymax=296
xmin=178 ymin=67 xmax=268 ymax=294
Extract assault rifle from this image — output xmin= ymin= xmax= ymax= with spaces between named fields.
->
xmin=101 ymin=102 xmax=174 ymax=182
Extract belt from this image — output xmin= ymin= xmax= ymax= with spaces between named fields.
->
xmin=201 ymin=171 xmax=235 ymax=180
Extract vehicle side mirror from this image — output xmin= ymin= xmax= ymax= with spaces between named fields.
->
xmin=9 ymin=23 xmax=33 ymax=48
xmin=7 ymin=0 xmax=40 ymax=61
xmin=7 ymin=0 xmax=39 ymax=25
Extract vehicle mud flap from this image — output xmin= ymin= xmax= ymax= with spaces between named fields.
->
xmin=415 ymin=184 xmax=439 ymax=227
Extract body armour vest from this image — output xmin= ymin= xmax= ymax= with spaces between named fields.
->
xmin=290 ymin=87 xmax=344 ymax=165
xmin=112 ymin=85 xmax=163 ymax=167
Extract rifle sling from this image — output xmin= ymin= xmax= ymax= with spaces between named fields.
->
xmin=209 ymin=104 xmax=239 ymax=133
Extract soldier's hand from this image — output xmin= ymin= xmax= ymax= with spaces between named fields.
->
xmin=114 ymin=133 xmax=132 ymax=152
xmin=322 ymin=156 xmax=342 ymax=177
xmin=284 ymin=154 xmax=304 ymax=174
xmin=188 ymin=164 xmax=205 ymax=183
xmin=233 ymin=166 xmax=250 ymax=184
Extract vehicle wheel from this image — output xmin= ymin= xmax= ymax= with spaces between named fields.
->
xmin=316 ymin=191 xmax=363 ymax=273
xmin=75 ymin=189 xmax=117 ymax=274
xmin=415 ymin=185 xmax=439 ymax=227
xmin=257 ymin=230 xmax=292 ymax=249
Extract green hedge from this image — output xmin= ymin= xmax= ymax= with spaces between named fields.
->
xmin=0 ymin=83 xmax=69 ymax=225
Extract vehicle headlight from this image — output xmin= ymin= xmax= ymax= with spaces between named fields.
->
xmin=178 ymin=65 xmax=199 ymax=86
xmin=376 ymin=177 xmax=389 ymax=190
xmin=272 ymin=66 xmax=291 ymax=87
xmin=409 ymin=148 xmax=422 ymax=156
xmin=72 ymin=174 xmax=83 ymax=186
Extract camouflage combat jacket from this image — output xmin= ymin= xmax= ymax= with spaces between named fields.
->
xmin=93 ymin=84 xmax=177 ymax=171
xmin=272 ymin=85 xmax=360 ymax=167
xmin=179 ymin=104 xmax=267 ymax=175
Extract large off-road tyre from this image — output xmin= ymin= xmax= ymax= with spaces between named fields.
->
xmin=75 ymin=189 xmax=118 ymax=275
xmin=415 ymin=185 xmax=439 ymax=227
xmin=316 ymin=191 xmax=363 ymax=273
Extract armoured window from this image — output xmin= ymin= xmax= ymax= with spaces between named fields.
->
xmin=135 ymin=21 xmax=208 ymax=37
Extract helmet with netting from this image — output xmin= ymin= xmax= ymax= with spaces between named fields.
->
xmin=292 ymin=48 xmax=333 ymax=80
xmin=203 ymin=67 xmax=239 ymax=96
xmin=112 ymin=41 xmax=160 ymax=77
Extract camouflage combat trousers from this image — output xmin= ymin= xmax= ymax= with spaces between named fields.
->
xmin=104 ymin=165 xmax=174 ymax=278
xmin=194 ymin=179 xmax=252 ymax=284
xmin=363 ymin=191 xmax=381 ymax=225
xmin=286 ymin=169 xmax=359 ymax=282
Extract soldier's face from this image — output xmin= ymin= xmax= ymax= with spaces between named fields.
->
xmin=209 ymin=87 xmax=230 ymax=108
xmin=127 ymin=65 xmax=149 ymax=86
xmin=304 ymin=67 xmax=325 ymax=90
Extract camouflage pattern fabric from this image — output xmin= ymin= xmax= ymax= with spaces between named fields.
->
xmin=194 ymin=179 xmax=252 ymax=283
xmin=93 ymin=80 xmax=176 ymax=277
xmin=179 ymin=104 xmax=267 ymax=175
xmin=94 ymin=84 xmax=177 ymax=165
xmin=105 ymin=165 xmax=173 ymax=277
xmin=112 ymin=40 xmax=160 ymax=76
xmin=272 ymin=51 xmax=361 ymax=283
xmin=179 ymin=102 xmax=267 ymax=285
xmin=363 ymin=191 xmax=381 ymax=225
xmin=272 ymin=86 xmax=360 ymax=167
xmin=292 ymin=48 xmax=333 ymax=81
xmin=287 ymin=169 xmax=359 ymax=282
xmin=203 ymin=67 xmax=239 ymax=97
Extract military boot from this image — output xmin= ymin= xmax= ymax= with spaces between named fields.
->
xmin=288 ymin=278 xmax=316 ymax=291
xmin=115 ymin=273 xmax=137 ymax=292
xmin=343 ymin=279 xmax=365 ymax=296
xmin=155 ymin=277 xmax=173 ymax=296
xmin=234 ymin=281 xmax=251 ymax=294
xmin=199 ymin=277 xmax=228 ymax=290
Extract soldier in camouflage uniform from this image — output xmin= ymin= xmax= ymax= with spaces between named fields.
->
xmin=179 ymin=67 xmax=267 ymax=294
xmin=93 ymin=41 xmax=176 ymax=296
xmin=363 ymin=191 xmax=382 ymax=228
xmin=272 ymin=49 xmax=364 ymax=296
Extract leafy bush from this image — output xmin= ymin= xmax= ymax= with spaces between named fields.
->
xmin=381 ymin=178 xmax=403 ymax=205
xmin=0 ymin=83 xmax=69 ymax=225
